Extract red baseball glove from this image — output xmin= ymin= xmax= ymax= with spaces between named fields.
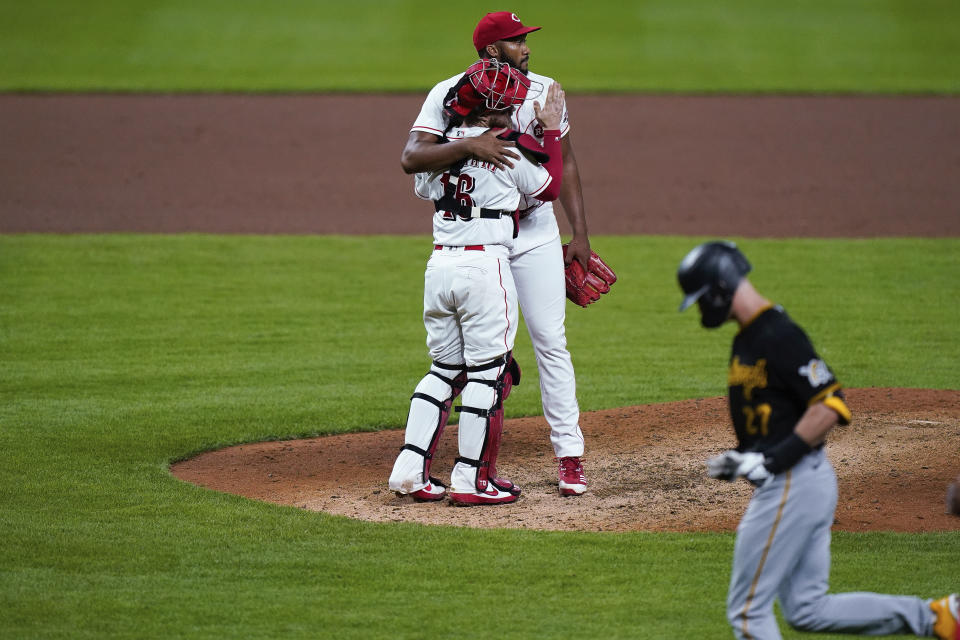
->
xmin=562 ymin=244 xmax=618 ymax=307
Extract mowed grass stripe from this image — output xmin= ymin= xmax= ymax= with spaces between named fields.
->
xmin=1 ymin=234 xmax=957 ymax=639
xmin=2 ymin=0 xmax=958 ymax=92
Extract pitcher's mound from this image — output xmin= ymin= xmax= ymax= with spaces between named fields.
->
xmin=171 ymin=388 xmax=960 ymax=532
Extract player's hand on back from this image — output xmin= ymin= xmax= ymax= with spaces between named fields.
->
xmin=467 ymin=128 xmax=520 ymax=170
xmin=534 ymin=82 xmax=565 ymax=130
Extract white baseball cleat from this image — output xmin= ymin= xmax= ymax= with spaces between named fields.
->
xmin=558 ymin=456 xmax=587 ymax=496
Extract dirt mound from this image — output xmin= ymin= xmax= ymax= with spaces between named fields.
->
xmin=171 ymin=388 xmax=960 ymax=532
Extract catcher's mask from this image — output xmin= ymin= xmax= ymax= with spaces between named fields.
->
xmin=466 ymin=58 xmax=542 ymax=111
xmin=677 ymin=241 xmax=752 ymax=328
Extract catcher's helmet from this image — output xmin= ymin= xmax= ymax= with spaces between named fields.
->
xmin=443 ymin=58 xmax=542 ymax=120
xmin=677 ymin=241 xmax=751 ymax=328
xmin=467 ymin=58 xmax=542 ymax=111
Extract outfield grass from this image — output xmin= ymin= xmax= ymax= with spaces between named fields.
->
xmin=1 ymin=235 xmax=957 ymax=638
xmin=2 ymin=0 xmax=959 ymax=92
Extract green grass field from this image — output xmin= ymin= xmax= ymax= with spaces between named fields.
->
xmin=3 ymin=1 xmax=959 ymax=637
xmin=2 ymin=236 xmax=958 ymax=639
xmin=2 ymin=0 xmax=959 ymax=92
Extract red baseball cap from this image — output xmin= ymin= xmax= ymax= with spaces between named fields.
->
xmin=473 ymin=12 xmax=541 ymax=52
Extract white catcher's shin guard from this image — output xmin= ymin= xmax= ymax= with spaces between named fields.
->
xmin=389 ymin=361 xmax=465 ymax=499
xmin=449 ymin=356 xmax=520 ymax=505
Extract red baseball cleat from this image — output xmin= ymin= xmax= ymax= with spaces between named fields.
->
xmin=395 ymin=477 xmax=446 ymax=502
xmin=410 ymin=477 xmax=447 ymax=502
xmin=558 ymin=456 xmax=587 ymax=496
xmin=448 ymin=485 xmax=519 ymax=506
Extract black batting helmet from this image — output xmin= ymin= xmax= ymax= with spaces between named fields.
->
xmin=677 ymin=241 xmax=751 ymax=328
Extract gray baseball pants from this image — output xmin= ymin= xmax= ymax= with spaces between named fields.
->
xmin=727 ymin=448 xmax=936 ymax=639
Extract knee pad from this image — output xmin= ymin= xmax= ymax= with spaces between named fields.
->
xmin=500 ymin=353 xmax=521 ymax=401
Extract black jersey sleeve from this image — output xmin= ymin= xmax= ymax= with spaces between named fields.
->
xmin=768 ymin=322 xmax=851 ymax=425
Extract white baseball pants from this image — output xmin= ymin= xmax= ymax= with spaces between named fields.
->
xmin=510 ymin=236 xmax=584 ymax=457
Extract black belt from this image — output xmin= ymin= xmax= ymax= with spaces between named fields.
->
xmin=434 ymin=201 xmax=512 ymax=219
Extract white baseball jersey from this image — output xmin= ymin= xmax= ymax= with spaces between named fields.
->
xmin=415 ymin=125 xmax=554 ymax=250
xmin=410 ymin=68 xmax=585 ymax=459
xmin=411 ymin=70 xmax=570 ymax=255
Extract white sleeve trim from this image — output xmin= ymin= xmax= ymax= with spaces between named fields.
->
xmin=411 ymin=124 xmax=444 ymax=136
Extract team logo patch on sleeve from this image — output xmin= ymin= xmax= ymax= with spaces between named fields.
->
xmin=799 ymin=359 xmax=833 ymax=386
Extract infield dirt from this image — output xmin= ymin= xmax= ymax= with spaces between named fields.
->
xmin=4 ymin=94 xmax=958 ymax=532
xmin=3 ymin=94 xmax=959 ymax=237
